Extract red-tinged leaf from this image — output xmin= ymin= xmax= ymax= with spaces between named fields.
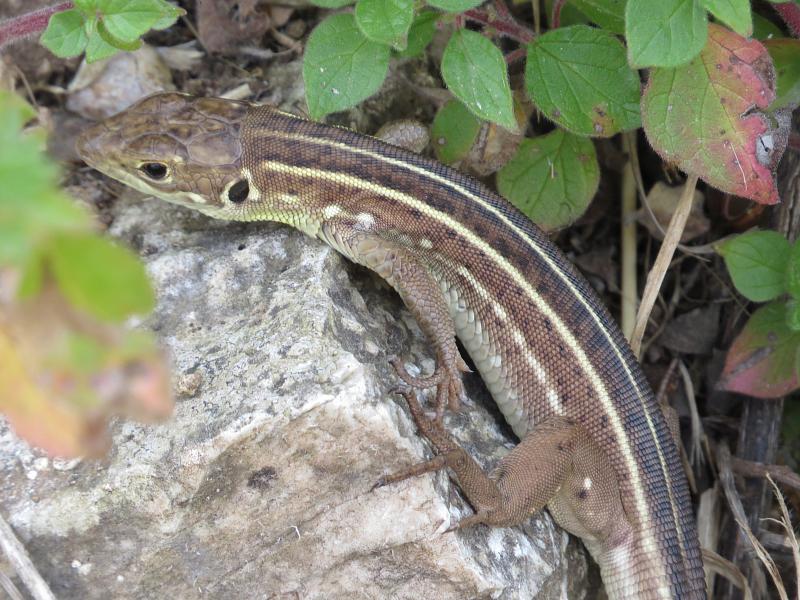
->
xmin=0 ymin=327 xmax=91 ymax=457
xmin=719 ymin=301 xmax=800 ymax=398
xmin=642 ymin=24 xmax=781 ymax=205
xmin=0 ymin=281 xmax=172 ymax=458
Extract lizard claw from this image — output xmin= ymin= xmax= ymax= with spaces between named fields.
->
xmin=389 ymin=354 xmax=468 ymax=422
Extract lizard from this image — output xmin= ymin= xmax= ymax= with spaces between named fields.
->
xmin=75 ymin=92 xmax=707 ymax=599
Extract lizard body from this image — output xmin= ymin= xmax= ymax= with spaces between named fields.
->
xmin=76 ymin=93 xmax=706 ymax=599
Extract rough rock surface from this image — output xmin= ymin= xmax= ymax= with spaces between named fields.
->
xmin=1 ymin=195 xmax=589 ymax=599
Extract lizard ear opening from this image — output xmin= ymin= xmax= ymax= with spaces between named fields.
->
xmin=228 ymin=179 xmax=249 ymax=203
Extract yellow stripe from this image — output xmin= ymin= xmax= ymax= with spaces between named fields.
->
xmin=258 ymin=127 xmax=687 ymax=562
xmin=255 ymin=157 xmax=671 ymax=595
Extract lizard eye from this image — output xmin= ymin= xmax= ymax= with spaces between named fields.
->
xmin=228 ymin=179 xmax=249 ymax=203
xmin=140 ymin=162 xmax=168 ymax=180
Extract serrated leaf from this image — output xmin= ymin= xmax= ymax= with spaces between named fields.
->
xmin=97 ymin=0 xmax=166 ymax=42
xmin=525 ymin=25 xmax=640 ymax=137
xmin=85 ymin=28 xmax=120 ymax=62
xmin=48 ymin=233 xmax=155 ymax=322
xmin=701 ymin=0 xmax=752 ymax=37
xmin=426 ymin=0 xmax=483 ymax=12
xmin=441 ymin=29 xmax=516 ymax=130
xmin=496 ymin=129 xmax=599 ymax=230
xmin=395 ymin=11 xmax=438 ymax=58
xmin=355 ymin=0 xmax=414 ymax=50
xmin=40 ymin=9 xmax=89 ymax=58
xmin=431 ymin=100 xmax=481 ymax=164
xmin=720 ymin=301 xmax=800 ymax=398
xmin=303 ymin=14 xmax=391 ymax=119
xmin=765 ymin=39 xmax=800 ymax=111
xmin=626 ymin=0 xmax=708 ymax=67
xmin=569 ymin=0 xmax=626 ymax=34
xmin=641 ymin=24 xmax=780 ymax=205
xmin=717 ymin=230 xmax=789 ymax=301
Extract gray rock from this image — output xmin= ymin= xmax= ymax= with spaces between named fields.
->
xmin=1 ymin=195 xmax=589 ymax=599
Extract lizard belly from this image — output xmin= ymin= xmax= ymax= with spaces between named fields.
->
xmin=434 ymin=272 xmax=538 ymax=439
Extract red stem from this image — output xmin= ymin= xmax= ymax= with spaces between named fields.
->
xmin=505 ymin=47 xmax=526 ymax=64
xmin=551 ymin=0 xmax=567 ymax=29
xmin=0 ymin=2 xmax=73 ymax=49
xmin=463 ymin=8 xmax=534 ymax=43
xmin=774 ymin=1 xmax=800 ymax=37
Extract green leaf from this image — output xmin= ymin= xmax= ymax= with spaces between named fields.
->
xmin=441 ymin=29 xmax=516 ymax=130
xmin=626 ymin=0 xmax=708 ymax=67
xmin=74 ymin=0 xmax=98 ymax=13
xmin=426 ymin=0 xmax=483 ymax=12
xmin=641 ymin=24 xmax=780 ymax=205
xmin=752 ymin=13 xmax=784 ymax=40
xmin=355 ymin=0 xmax=414 ymax=50
xmin=525 ymin=25 xmax=640 ymax=137
xmin=303 ymin=14 xmax=391 ymax=119
xmin=720 ymin=301 xmax=800 ymax=398
xmin=786 ymin=238 xmax=800 ymax=300
xmin=0 ymin=92 xmax=89 ymax=265
xmin=395 ymin=11 xmax=438 ymax=58
xmin=96 ymin=0 xmax=167 ymax=42
xmin=787 ymin=299 xmax=800 ymax=332
xmin=717 ymin=230 xmax=790 ymax=302
xmin=701 ymin=0 xmax=752 ymax=37
xmin=569 ymin=0 xmax=626 ymax=34
xmin=17 ymin=250 xmax=45 ymax=300
xmin=40 ymin=9 xmax=89 ymax=58
xmin=85 ymin=28 xmax=120 ymax=62
xmin=765 ymin=39 xmax=800 ymax=111
xmin=47 ymin=233 xmax=155 ymax=323
xmin=97 ymin=20 xmax=143 ymax=52
xmin=151 ymin=0 xmax=184 ymax=30
xmin=309 ymin=0 xmax=356 ymax=7
xmin=430 ymin=100 xmax=481 ymax=164
xmin=496 ymin=129 xmax=599 ymax=230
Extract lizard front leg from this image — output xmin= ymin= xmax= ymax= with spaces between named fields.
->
xmin=323 ymin=221 xmax=469 ymax=419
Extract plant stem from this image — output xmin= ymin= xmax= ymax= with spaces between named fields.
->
xmin=551 ymin=0 xmax=566 ymax=29
xmin=0 ymin=2 xmax=73 ymax=49
xmin=463 ymin=8 xmax=535 ymax=43
xmin=630 ymin=174 xmax=699 ymax=357
xmin=774 ymin=1 xmax=800 ymax=37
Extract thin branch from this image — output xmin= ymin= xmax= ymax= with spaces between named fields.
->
xmin=551 ymin=0 xmax=567 ymax=29
xmin=0 ymin=2 xmax=73 ymax=49
xmin=463 ymin=8 xmax=534 ymax=43
xmin=774 ymin=1 xmax=800 ymax=37
xmin=630 ymin=174 xmax=698 ymax=357
xmin=0 ymin=512 xmax=56 ymax=600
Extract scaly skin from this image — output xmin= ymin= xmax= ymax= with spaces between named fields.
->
xmin=76 ymin=93 xmax=706 ymax=599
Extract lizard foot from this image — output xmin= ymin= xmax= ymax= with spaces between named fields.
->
xmin=389 ymin=354 xmax=470 ymax=421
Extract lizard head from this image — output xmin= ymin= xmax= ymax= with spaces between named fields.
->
xmin=77 ymin=92 xmax=254 ymax=218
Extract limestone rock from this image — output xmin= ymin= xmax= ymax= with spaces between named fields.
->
xmin=0 ymin=196 xmax=589 ymax=599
